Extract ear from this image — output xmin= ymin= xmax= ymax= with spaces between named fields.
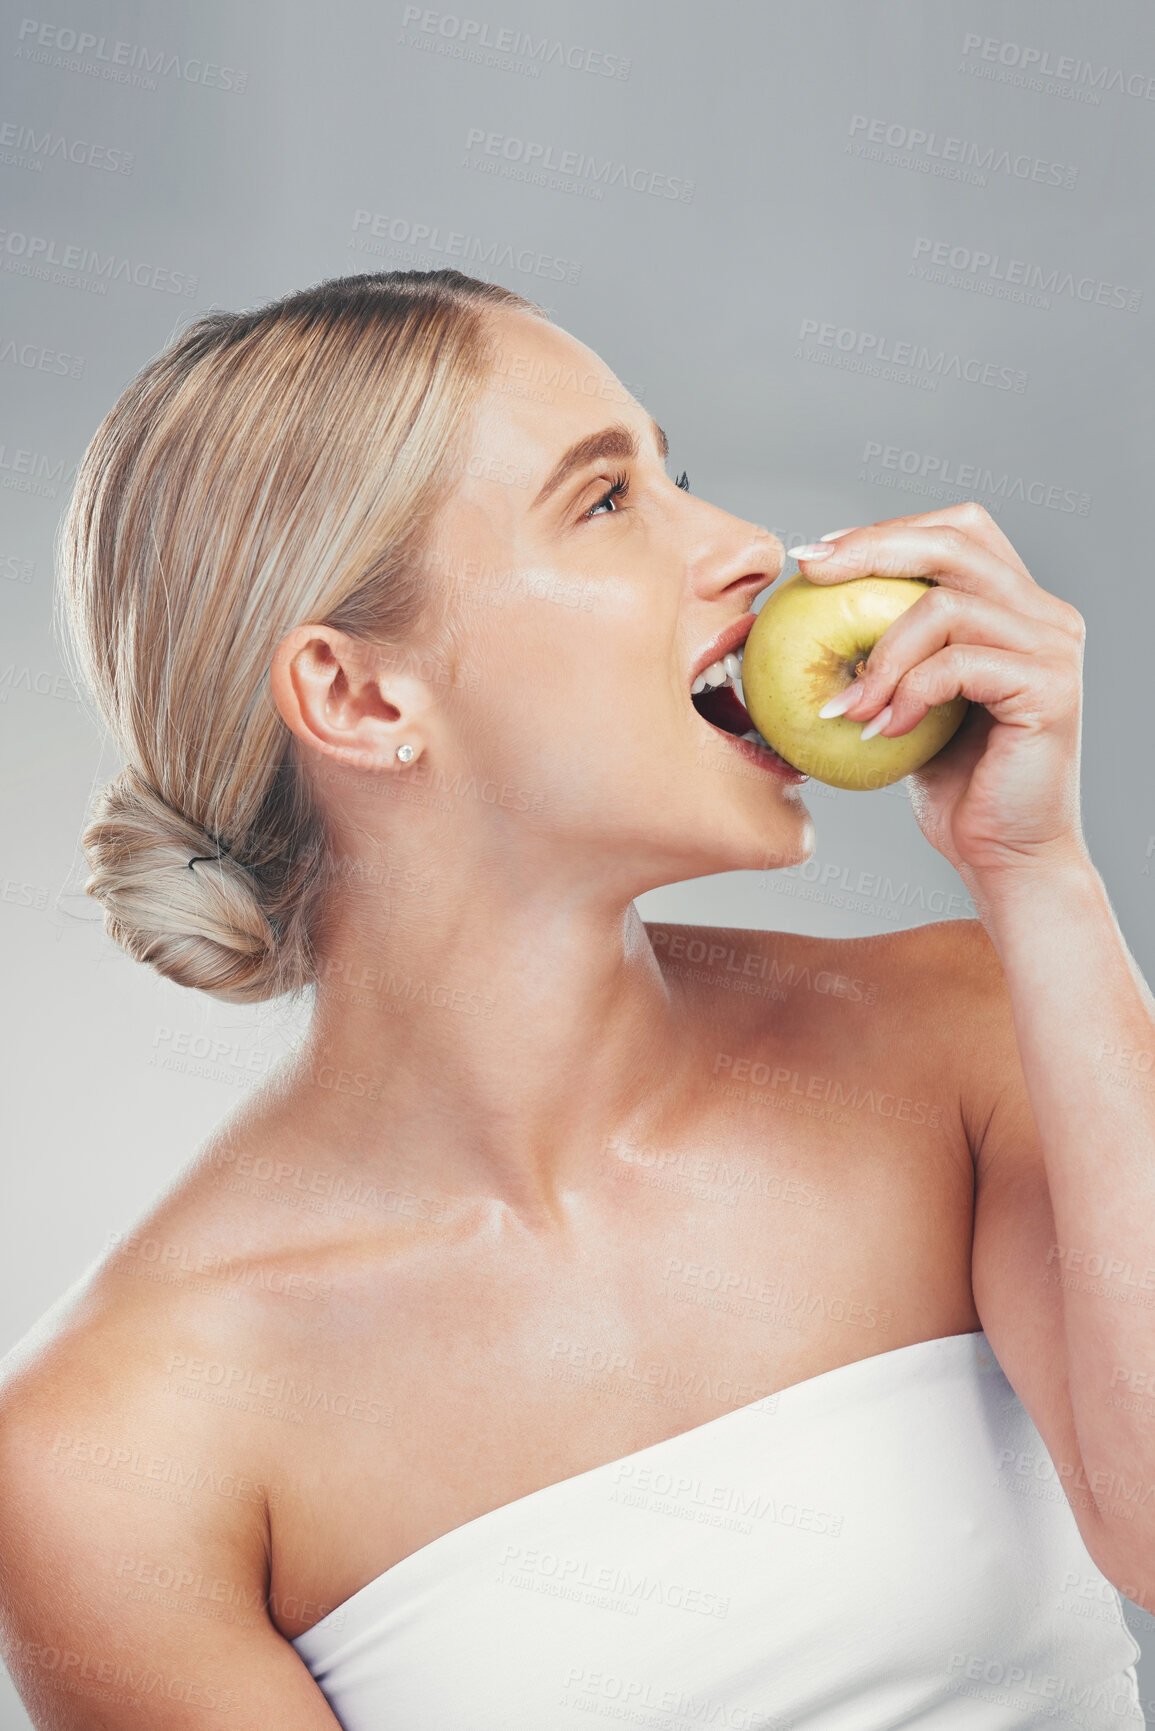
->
xmin=269 ymin=625 xmax=430 ymax=770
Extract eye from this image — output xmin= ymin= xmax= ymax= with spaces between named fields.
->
xmin=675 ymin=471 xmax=690 ymax=491
xmin=584 ymin=472 xmax=630 ymax=518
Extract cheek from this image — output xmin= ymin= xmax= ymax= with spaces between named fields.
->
xmin=462 ymin=603 xmax=637 ymax=766
xmin=443 ymin=547 xmax=684 ymax=763
xmin=511 ymin=613 xmax=619 ymax=742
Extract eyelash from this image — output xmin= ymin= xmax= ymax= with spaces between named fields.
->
xmin=583 ymin=468 xmax=690 ymax=519
xmin=584 ymin=472 xmax=630 ymax=518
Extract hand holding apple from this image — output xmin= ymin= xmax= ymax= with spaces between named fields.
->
xmin=776 ymin=504 xmax=1089 ymax=882
xmin=740 ymin=572 xmax=969 ymax=790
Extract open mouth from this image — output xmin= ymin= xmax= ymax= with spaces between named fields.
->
xmin=690 ymin=645 xmax=809 ymax=782
xmin=691 ymin=668 xmax=756 ymax=738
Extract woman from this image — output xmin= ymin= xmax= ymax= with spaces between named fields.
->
xmin=0 ymin=268 xmax=1151 ymax=1728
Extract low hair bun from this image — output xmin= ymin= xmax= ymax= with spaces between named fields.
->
xmin=81 ymin=767 xmax=281 ymax=1005
xmin=59 ymin=269 xmax=544 ymax=1003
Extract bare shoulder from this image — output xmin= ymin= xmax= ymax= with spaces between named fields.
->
xmin=0 ymin=1220 xmax=281 ymax=1549
xmin=815 ymin=916 xmax=1021 ymax=1163
xmin=644 ymin=913 xmax=1000 ymax=1021
xmin=869 ymin=915 xmax=1005 ymax=1009
xmin=645 ymin=916 xmax=1005 ymax=1160
xmin=0 ymin=1114 xmax=406 ymax=1464
xmin=0 ymin=1099 xmax=379 ymax=1719
xmin=868 ymin=915 xmax=1015 ymax=1059
xmin=0 ymin=1256 xmax=324 ymax=1726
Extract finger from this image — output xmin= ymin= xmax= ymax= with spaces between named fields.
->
xmin=792 ymin=521 xmax=1073 ymax=629
xmin=833 ymin=588 xmax=1066 ymax=719
xmin=909 ymin=502 xmax=1034 ymax=582
xmin=853 ymin=643 xmax=1079 ymax=738
xmin=908 ymin=701 xmax=997 ymax=790
xmin=831 ymin=502 xmax=1033 ymax=581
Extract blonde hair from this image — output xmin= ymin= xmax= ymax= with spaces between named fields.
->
xmin=57 ymin=269 xmax=543 ymax=1005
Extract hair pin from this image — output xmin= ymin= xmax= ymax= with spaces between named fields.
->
xmin=188 ymin=840 xmax=230 ymax=870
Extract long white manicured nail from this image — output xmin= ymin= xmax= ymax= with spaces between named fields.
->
xmin=859 ymin=705 xmax=893 ymax=741
xmin=818 ymin=686 xmax=861 ymax=719
xmin=819 ymin=527 xmax=860 ymax=541
xmin=785 ymin=542 xmax=834 ymax=561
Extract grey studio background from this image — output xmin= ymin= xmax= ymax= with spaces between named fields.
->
xmin=2 ymin=0 xmax=1154 ymax=1722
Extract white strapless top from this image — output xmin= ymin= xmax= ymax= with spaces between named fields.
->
xmin=292 ymin=1331 xmax=1144 ymax=1728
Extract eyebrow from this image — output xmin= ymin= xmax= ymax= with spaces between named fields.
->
xmin=530 ymin=417 xmax=670 ymax=510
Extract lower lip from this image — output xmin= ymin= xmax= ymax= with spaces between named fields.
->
xmin=721 ymin=728 xmax=810 ymax=783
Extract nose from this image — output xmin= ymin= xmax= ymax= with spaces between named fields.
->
xmin=685 ymin=503 xmax=785 ymax=602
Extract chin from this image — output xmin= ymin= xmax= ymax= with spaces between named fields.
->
xmin=736 ymin=805 xmax=816 ymax=876
xmin=664 ymin=798 xmax=816 ymax=884
xmin=769 ymin=808 xmax=817 ymax=871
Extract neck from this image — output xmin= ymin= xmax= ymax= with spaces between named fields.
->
xmin=281 ymin=860 xmax=695 ymax=1220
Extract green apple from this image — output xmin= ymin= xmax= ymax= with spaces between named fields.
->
xmin=740 ymin=574 xmax=968 ymax=790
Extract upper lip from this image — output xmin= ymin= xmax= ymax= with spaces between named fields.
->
xmin=689 ymin=612 xmax=758 ymax=686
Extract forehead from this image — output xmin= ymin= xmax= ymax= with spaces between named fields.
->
xmin=471 ymin=308 xmax=650 ymax=462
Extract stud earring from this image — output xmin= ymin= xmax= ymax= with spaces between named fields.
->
xmin=396 ymin=744 xmax=416 ymax=764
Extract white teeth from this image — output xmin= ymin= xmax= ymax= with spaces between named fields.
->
xmin=691 ymin=648 xmax=750 ymax=696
